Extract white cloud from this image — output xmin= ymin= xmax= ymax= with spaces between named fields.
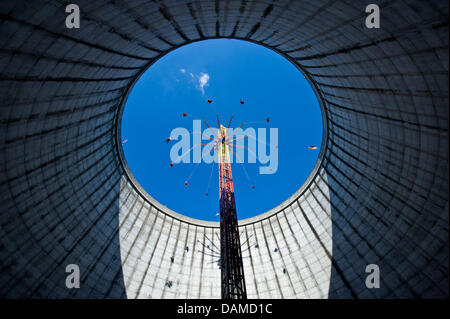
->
xmin=179 ymin=69 xmax=210 ymax=95
xmin=198 ymin=72 xmax=210 ymax=95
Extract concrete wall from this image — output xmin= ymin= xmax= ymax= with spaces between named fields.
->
xmin=0 ymin=0 xmax=448 ymax=298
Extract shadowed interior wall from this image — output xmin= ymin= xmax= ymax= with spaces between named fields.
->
xmin=0 ymin=0 xmax=448 ymax=298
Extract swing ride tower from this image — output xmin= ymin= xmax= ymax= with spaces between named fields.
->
xmin=217 ymin=124 xmax=247 ymax=299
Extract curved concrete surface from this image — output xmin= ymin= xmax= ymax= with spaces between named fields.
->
xmin=0 ymin=0 xmax=448 ymax=298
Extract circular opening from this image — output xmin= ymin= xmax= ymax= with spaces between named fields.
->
xmin=119 ymin=39 xmax=324 ymax=222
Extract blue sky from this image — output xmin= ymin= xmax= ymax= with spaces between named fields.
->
xmin=121 ymin=39 xmax=322 ymax=221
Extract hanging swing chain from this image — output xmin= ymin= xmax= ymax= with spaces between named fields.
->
xmin=206 ymin=151 xmax=219 ymax=194
xmin=227 ymin=146 xmax=253 ymax=188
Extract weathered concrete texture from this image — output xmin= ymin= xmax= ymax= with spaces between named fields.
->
xmin=0 ymin=0 xmax=448 ymax=298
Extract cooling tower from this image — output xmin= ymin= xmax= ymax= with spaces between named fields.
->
xmin=0 ymin=0 xmax=448 ymax=298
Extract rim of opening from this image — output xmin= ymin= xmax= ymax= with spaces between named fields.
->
xmin=114 ymin=37 xmax=330 ymax=228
